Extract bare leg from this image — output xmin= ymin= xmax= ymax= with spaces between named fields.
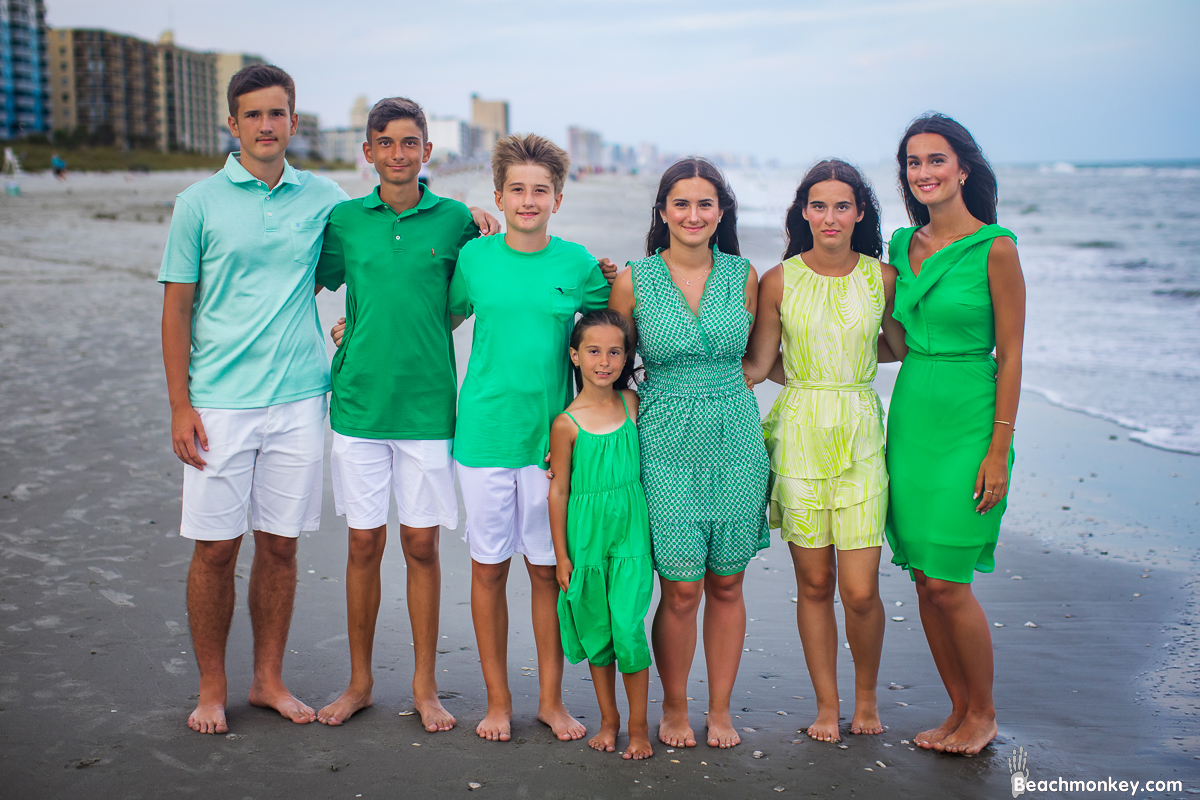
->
xmin=922 ymin=576 xmax=997 ymax=755
xmin=247 ymin=530 xmax=314 ymax=723
xmin=186 ymin=537 xmax=242 ymax=734
xmin=529 ymin=560 xmax=585 ymax=741
xmin=913 ymin=569 xmax=970 ymax=749
xmin=702 ymin=570 xmax=745 ymax=749
xmin=471 ymin=558 xmax=512 ymax=741
xmin=790 ymin=543 xmax=841 ymax=742
xmin=837 ymin=547 xmax=885 ymax=735
xmin=652 ymin=576 xmax=702 ymax=747
xmin=588 ymin=662 xmax=619 ymax=752
xmin=318 ymin=525 xmax=385 ymax=726
xmin=400 ymin=524 xmax=455 ymax=732
xmin=622 ymin=668 xmax=653 ymax=760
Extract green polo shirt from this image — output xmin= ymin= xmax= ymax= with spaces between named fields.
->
xmin=449 ymin=235 xmax=611 ymax=469
xmin=158 ymin=152 xmax=348 ymax=409
xmin=316 ymin=185 xmax=477 ymax=439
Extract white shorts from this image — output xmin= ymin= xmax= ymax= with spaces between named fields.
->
xmin=180 ymin=395 xmax=327 ymax=541
xmin=331 ymin=434 xmax=458 ymax=530
xmin=456 ymin=464 xmax=554 ymax=565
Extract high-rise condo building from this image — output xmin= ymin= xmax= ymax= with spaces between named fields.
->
xmin=1 ymin=0 xmax=50 ymax=139
xmin=48 ymin=28 xmax=158 ymax=148
xmin=155 ymin=30 xmax=218 ymax=154
xmin=213 ymin=51 xmax=264 ymax=151
xmin=470 ymin=94 xmax=508 ymax=154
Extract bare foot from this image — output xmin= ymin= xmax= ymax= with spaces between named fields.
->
xmin=806 ymin=708 xmax=841 ymax=742
xmin=538 ymin=702 xmax=586 ymax=741
xmin=623 ymin=724 xmax=654 ymax=760
xmin=849 ymin=705 xmax=883 ymax=735
xmin=414 ymin=696 xmax=456 ymax=733
xmin=915 ymin=712 xmax=962 ymax=750
xmin=657 ymin=706 xmax=696 ymax=747
xmin=589 ymin=715 xmax=619 ymax=753
xmin=187 ymin=697 xmax=228 ymax=734
xmin=705 ymin=709 xmax=742 ymax=749
xmin=317 ymin=685 xmax=372 ymax=726
xmin=476 ymin=706 xmax=512 ymax=742
xmin=939 ymin=713 xmax=997 ymax=755
xmin=249 ymin=680 xmax=315 ymax=724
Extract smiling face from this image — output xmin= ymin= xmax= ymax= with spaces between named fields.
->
xmin=495 ymin=162 xmax=562 ymax=235
xmin=570 ymin=324 xmax=627 ymax=390
xmin=801 ymin=180 xmax=864 ymax=250
xmin=662 ymin=176 xmax=722 ymax=249
xmin=228 ymin=85 xmax=295 ymax=163
xmin=906 ymin=132 xmax=968 ymax=207
xmin=365 ymin=118 xmax=430 ymax=189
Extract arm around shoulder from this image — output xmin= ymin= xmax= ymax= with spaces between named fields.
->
xmin=608 ymin=268 xmax=638 ymax=343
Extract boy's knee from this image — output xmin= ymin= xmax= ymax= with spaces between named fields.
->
xmin=254 ymin=531 xmax=297 ymax=562
xmin=193 ymin=539 xmax=240 ymax=571
xmin=348 ymin=527 xmax=386 ymax=565
xmin=472 ymin=560 xmax=509 ymax=587
xmin=401 ymin=528 xmax=439 ymax=565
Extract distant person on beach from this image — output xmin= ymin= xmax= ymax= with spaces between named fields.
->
xmin=312 ymin=97 xmax=499 ymax=731
xmin=608 ymin=158 xmax=770 ymax=749
xmin=51 ymin=153 xmax=67 ymax=181
xmin=743 ymin=160 xmax=905 ymax=743
xmin=159 ymin=64 xmax=349 ymax=734
xmin=448 ymin=133 xmax=616 ymax=742
xmin=884 ymin=113 xmax=1025 ymax=755
xmin=549 ymin=310 xmax=654 ymax=760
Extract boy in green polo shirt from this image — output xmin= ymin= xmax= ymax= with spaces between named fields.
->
xmin=313 ymin=98 xmax=498 ymax=732
xmin=449 ymin=133 xmax=611 ymax=744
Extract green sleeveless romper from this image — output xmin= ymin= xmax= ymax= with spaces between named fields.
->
xmin=885 ymin=224 xmax=1017 ymax=583
xmin=557 ymin=393 xmax=653 ymax=673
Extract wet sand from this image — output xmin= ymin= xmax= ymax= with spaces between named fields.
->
xmin=0 ymin=170 xmax=1196 ymax=798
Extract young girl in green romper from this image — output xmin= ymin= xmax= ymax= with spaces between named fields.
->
xmin=548 ymin=309 xmax=655 ymax=760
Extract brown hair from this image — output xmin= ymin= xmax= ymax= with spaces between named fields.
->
xmin=491 ymin=133 xmax=569 ymax=195
xmin=227 ymin=64 xmax=295 ymax=117
xmin=645 ymin=157 xmax=740 ymax=256
xmin=367 ymin=97 xmax=427 ymax=143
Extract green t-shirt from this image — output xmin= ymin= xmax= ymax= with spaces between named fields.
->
xmin=449 ymin=235 xmax=611 ymax=468
xmin=316 ymin=185 xmax=477 ymax=439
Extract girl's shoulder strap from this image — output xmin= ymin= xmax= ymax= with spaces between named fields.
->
xmin=619 ymin=391 xmax=630 ymax=419
xmin=563 ymin=411 xmax=582 ymax=430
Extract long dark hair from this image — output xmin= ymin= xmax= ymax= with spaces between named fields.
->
xmin=897 ymin=113 xmax=997 ymax=226
xmin=570 ymin=309 xmax=637 ymax=391
xmin=783 ymin=159 xmax=882 ymax=260
xmin=645 ymin=158 xmax=740 ymax=256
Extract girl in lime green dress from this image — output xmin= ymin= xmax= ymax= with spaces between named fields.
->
xmin=885 ymin=114 xmax=1026 ymax=756
xmin=548 ymin=309 xmax=654 ymax=760
xmin=743 ymin=160 xmax=907 ymax=744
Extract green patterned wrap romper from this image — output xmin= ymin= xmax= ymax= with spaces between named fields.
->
xmin=631 ymin=248 xmax=770 ymax=582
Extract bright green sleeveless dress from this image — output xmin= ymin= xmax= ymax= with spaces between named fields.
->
xmin=557 ymin=393 xmax=653 ymax=673
xmin=630 ymin=247 xmax=770 ymax=582
xmin=885 ymin=224 xmax=1017 ymax=583
xmin=762 ymin=254 xmax=888 ymax=547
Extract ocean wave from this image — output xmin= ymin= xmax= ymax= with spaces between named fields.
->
xmin=1023 ymin=383 xmax=1200 ymax=455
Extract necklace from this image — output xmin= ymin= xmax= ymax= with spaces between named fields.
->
xmin=662 ymin=251 xmax=711 ymax=286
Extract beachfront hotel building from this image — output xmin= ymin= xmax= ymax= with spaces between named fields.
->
xmin=567 ymin=126 xmax=603 ymax=172
xmin=471 ymin=94 xmax=508 ymax=155
xmin=0 ymin=0 xmax=51 ymax=139
xmin=155 ymin=30 xmax=219 ymax=155
xmin=213 ymin=51 xmax=264 ymax=152
xmin=47 ymin=28 xmax=159 ymax=148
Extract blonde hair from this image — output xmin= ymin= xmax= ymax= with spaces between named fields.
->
xmin=491 ymin=133 xmax=570 ymax=195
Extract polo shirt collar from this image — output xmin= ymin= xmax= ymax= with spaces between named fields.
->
xmin=362 ymin=183 xmax=441 ymax=216
xmin=223 ymin=152 xmax=300 ymax=188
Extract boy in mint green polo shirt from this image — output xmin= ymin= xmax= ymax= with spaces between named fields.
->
xmin=313 ymin=98 xmax=499 ymax=732
xmin=449 ymin=133 xmax=612 ymax=745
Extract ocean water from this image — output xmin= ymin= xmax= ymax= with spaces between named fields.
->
xmin=726 ymin=162 xmax=1200 ymax=455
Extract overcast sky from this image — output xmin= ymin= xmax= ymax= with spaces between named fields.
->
xmin=46 ymin=0 xmax=1199 ymax=165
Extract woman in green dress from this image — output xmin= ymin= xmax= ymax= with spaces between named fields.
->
xmin=608 ymin=158 xmax=769 ymax=750
xmin=743 ymin=159 xmax=906 ymax=743
xmin=885 ymin=114 xmax=1026 ymax=756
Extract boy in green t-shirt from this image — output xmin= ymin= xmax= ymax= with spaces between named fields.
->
xmin=448 ymin=134 xmax=612 ymax=744
xmin=313 ymin=98 xmax=499 ymax=732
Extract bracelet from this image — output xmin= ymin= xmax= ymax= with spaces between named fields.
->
xmin=994 ymin=420 xmax=1012 ymax=425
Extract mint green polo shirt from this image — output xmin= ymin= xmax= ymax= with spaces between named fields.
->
xmin=158 ymin=153 xmax=348 ymax=409
xmin=449 ymin=235 xmax=611 ymax=469
xmin=315 ymin=185 xmax=478 ymax=439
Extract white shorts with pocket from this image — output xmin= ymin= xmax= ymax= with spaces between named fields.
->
xmin=331 ymin=434 xmax=458 ymax=530
xmin=180 ymin=395 xmax=327 ymax=541
xmin=456 ymin=464 xmax=554 ymax=565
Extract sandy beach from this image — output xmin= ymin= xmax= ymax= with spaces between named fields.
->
xmin=0 ymin=169 xmax=1196 ymax=799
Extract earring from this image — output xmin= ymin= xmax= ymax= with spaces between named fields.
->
xmin=960 ymin=177 xmax=966 ymax=186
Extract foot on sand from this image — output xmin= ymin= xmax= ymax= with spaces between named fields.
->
xmin=849 ymin=705 xmax=883 ymax=736
xmin=249 ymin=680 xmax=315 ymax=724
xmin=538 ymin=702 xmax=586 ymax=741
xmin=705 ymin=709 xmax=742 ymax=749
xmin=915 ymin=712 xmax=963 ymax=750
xmin=623 ymin=725 xmax=654 ymax=760
xmin=657 ymin=707 xmax=697 ymax=748
xmin=938 ymin=714 xmax=997 ymax=755
xmin=806 ymin=709 xmax=842 ymax=742
xmin=476 ymin=706 xmax=512 ymax=742
xmin=317 ymin=686 xmax=372 ymax=726
xmin=187 ymin=698 xmax=228 ymax=734
xmin=589 ymin=716 xmax=619 ymax=753
xmin=414 ymin=695 xmax=456 ymax=733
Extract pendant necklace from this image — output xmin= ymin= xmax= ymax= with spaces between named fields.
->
xmin=663 ymin=251 xmax=711 ymax=286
